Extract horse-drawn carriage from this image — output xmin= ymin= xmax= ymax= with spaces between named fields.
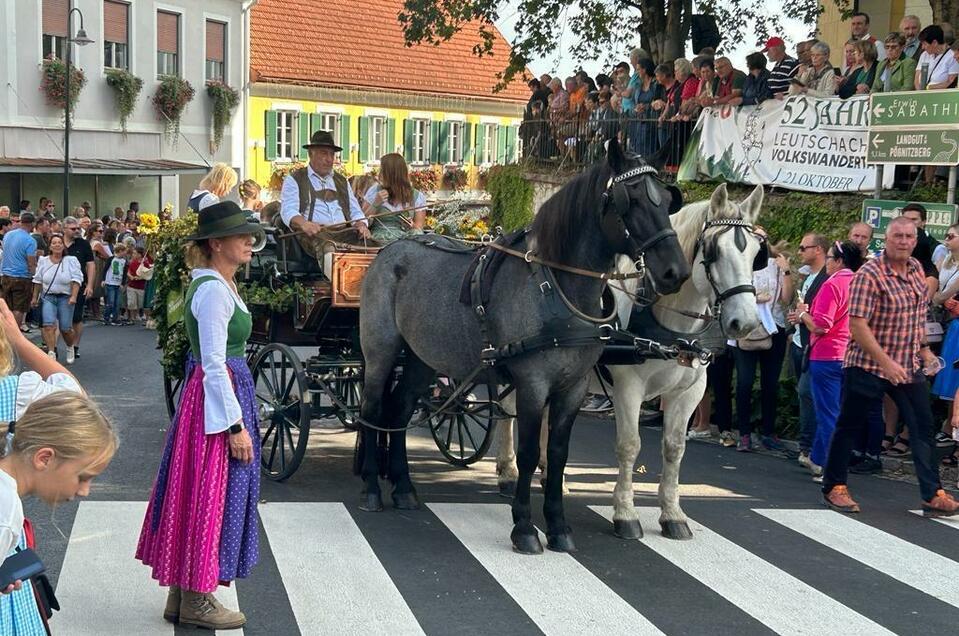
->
xmin=161 ymin=211 xmax=506 ymax=482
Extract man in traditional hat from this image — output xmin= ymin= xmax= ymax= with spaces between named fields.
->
xmin=278 ymin=131 xmax=371 ymax=271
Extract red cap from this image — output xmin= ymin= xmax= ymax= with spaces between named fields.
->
xmin=762 ymin=37 xmax=785 ymax=51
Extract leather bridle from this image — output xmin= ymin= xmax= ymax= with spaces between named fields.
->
xmin=695 ymin=218 xmax=761 ymax=318
xmin=600 ymin=165 xmax=678 ymax=278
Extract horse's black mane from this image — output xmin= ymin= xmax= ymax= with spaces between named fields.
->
xmin=529 ymin=161 xmax=611 ymax=264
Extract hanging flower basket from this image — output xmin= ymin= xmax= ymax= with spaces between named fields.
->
xmin=206 ymin=80 xmax=239 ymax=152
xmin=442 ymin=166 xmax=468 ymax=191
xmin=40 ymin=55 xmax=86 ymax=115
xmin=410 ymin=167 xmax=439 ymax=193
xmin=105 ymin=68 xmax=143 ymax=135
xmin=152 ymin=75 xmax=195 ymax=143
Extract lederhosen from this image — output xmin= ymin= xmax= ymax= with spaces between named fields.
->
xmin=289 ymin=168 xmax=373 ymax=260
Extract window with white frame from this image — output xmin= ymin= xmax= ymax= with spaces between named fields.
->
xmin=42 ymin=0 xmax=67 ymax=60
xmin=156 ymin=10 xmax=180 ymax=77
xmin=448 ymin=121 xmax=465 ymax=164
xmin=370 ymin=116 xmax=386 ymax=160
xmin=319 ymin=113 xmax=340 ymax=144
xmin=205 ymin=20 xmax=226 ymax=82
xmin=103 ymin=1 xmax=129 ymax=70
xmin=480 ymin=124 xmax=497 ymax=165
xmin=276 ymin=111 xmax=297 ymax=161
xmin=412 ymin=119 xmax=430 ymax=164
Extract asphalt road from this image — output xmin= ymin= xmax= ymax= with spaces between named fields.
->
xmin=21 ymin=323 xmax=959 ymax=636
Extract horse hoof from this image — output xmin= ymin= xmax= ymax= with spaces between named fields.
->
xmin=546 ymin=532 xmax=576 ymax=553
xmin=613 ymin=519 xmax=644 ymax=540
xmin=359 ymin=492 xmax=384 ymax=512
xmin=498 ymin=481 xmax=516 ymax=498
xmin=511 ymin=531 xmax=544 ymax=555
xmin=660 ymin=520 xmax=694 ymax=540
xmin=392 ymin=490 xmax=421 ymax=510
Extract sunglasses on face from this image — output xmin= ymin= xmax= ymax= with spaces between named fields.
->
xmin=798 ymin=245 xmax=818 ymax=252
xmin=947 ymin=233 xmax=958 ymax=240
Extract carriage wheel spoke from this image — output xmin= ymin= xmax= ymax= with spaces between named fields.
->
xmin=463 ymin=410 xmax=490 ymax=433
xmin=283 ymin=422 xmax=297 ymax=458
xmin=456 ymin=415 xmax=465 ymax=459
xmin=462 ymin=415 xmax=480 ymax=450
xmin=281 ymin=373 xmax=296 ymax=402
xmin=282 ymin=414 xmax=300 ymax=432
xmin=444 ymin=416 xmax=455 ymax=449
xmin=259 ymin=367 xmax=277 ymax=398
xmin=260 ymin=421 xmax=276 ymax=446
xmin=269 ymin=355 xmax=281 ymax=400
xmin=267 ymin=426 xmax=279 ymax=469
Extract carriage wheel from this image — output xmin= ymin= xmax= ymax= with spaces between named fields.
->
xmin=426 ymin=377 xmax=495 ymax=467
xmin=252 ymin=343 xmax=310 ymax=481
xmin=162 ymin=369 xmax=184 ymax=420
xmin=334 ymin=367 xmax=363 ymax=430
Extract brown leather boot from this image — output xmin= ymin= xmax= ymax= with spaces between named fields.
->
xmin=922 ymin=489 xmax=959 ymax=517
xmin=823 ymin=485 xmax=860 ymax=513
xmin=163 ymin=586 xmax=180 ymax=623
xmin=179 ymin=590 xmax=246 ymax=630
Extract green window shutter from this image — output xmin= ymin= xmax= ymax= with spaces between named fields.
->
xmin=386 ymin=118 xmax=397 ymax=154
xmin=439 ymin=122 xmax=450 ymax=164
xmin=309 ymin=113 xmax=322 ymax=136
xmin=264 ymin=110 xmax=277 ymax=161
xmin=340 ymin=115 xmax=351 ymax=162
xmin=403 ymin=119 xmax=414 ymax=162
xmin=463 ymin=122 xmax=473 ymax=164
xmin=496 ymin=125 xmax=507 ymax=164
xmin=430 ymin=120 xmax=441 ymax=164
xmin=358 ymin=116 xmax=369 ymax=163
xmin=474 ymin=124 xmax=484 ymax=164
xmin=297 ymin=113 xmax=310 ymax=160
xmin=505 ymin=126 xmax=518 ymax=163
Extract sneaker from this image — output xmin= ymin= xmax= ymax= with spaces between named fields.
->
xmin=935 ymin=431 xmax=956 ymax=448
xmin=922 ymin=489 xmax=959 ymax=517
xmin=47 ymin=350 xmax=56 ymax=361
xmin=65 ymin=348 xmax=75 ymax=365
xmin=761 ymin=435 xmax=787 ymax=452
xmin=823 ymin=485 xmax=860 ymax=513
xmin=849 ymin=457 xmax=883 ymax=474
xmin=720 ymin=431 xmax=736 ymax=447
xmin=737 ymin=433 xmax=751 ymax=452
xmin=73 ymin=346 xmax=80 ymax=360
xmin=810 ymin=461 xmax=823 ymax=477
xmin=581 ymin=395 xmax=613 ymax=412
xmin=687 ymin=428 xmax=713 ymax=440
xmin=812 ymin=475 xmax=823 ymax=483
xmin=798 ymin=452 xmax=812 ymax=469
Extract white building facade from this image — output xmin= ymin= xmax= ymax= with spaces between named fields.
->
xmin=0 ymin=0 xmax=253 ymax=216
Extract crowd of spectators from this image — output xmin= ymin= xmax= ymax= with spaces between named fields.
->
xmin=521 ymin=12 xmax=959 ymax=180
xmin=0 ymin=198 xmax=156 ymax=362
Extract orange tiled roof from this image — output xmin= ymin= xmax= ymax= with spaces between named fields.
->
xmin=250 ymin=0 xmax=528 ymax=103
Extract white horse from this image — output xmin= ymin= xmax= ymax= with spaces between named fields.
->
xmin=494 ymin=183 xmax=764 ymax=541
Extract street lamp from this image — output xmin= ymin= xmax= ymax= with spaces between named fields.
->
xmin=63 ymin=8 xmax=93 ymax=218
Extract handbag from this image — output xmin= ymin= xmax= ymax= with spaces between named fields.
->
xmin=737 ymin=324 xmax=773 ymax=351
xmin=136 ymin=262 xmax=154 ymax=281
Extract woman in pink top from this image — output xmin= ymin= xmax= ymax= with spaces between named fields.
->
xmin=794 ymin=240 xmax=865 ymax=476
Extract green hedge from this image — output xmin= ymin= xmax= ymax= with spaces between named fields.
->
xmin=679 ymin=181 xmax=950 ymax=248
xmin=486 ymin=165 xmax=534 ymax=232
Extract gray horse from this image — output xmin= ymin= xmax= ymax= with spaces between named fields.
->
xmin=356 ymin=140 xmax=690 ymax=554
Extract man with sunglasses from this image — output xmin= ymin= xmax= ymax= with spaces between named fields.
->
xmin=821 ymin=217 xmax=959 ymax=516
xmin=788 ymin=234 xmax=829 ymax=471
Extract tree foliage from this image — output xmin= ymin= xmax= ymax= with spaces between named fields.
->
xmin=400 ymin=0 xmax=831 ymax=89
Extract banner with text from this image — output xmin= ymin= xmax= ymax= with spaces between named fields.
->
xmin=677 ymin=95 xmax=894 ymax=193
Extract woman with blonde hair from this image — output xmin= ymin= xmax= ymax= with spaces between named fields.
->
xmin=137 ymin=201 xmax=263 ymax=630
xmin=363 ymin=153 xmax=426 ymax=241
xmin=237 ymin=179 xmax=263 ymax=220
xmin=351 ymin=174 xmax=378 ymax=215
xmin=188 ymin=163 xmax=238 ymax=212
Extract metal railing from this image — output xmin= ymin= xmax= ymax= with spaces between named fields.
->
xmin=517 ymin=115 xmax=695 ymax=180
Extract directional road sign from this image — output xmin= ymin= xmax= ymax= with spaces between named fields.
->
xmin=867 ymin=130 xmax=959 ymax=165
xmin=869 ymin=89 xmax=959 ymax=129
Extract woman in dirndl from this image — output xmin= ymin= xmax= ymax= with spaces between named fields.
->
xmin=136 ymin=201 xmax=263 ymax=630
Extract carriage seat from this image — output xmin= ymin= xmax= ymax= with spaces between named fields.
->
xmin=272 ymin=215 xmax=324 ymax=276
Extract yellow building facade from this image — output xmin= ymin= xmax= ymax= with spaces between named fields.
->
xmin=245 ymin=92 xmax=523 ymax=190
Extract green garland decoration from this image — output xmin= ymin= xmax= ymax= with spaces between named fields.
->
xmin=206 ymin=80 xmax=240 ymax=152
xmin=105 ymin=68 xmax=143 ymax=135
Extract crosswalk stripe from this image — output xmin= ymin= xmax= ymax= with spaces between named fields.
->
xmin=54 ymin=501 xmax=173 ymax=635
xmin=259 ymin=502 xmax=424 ymax=635
xmin=429 ymin=503 xmax=664 ymax=636
xmin=589 ymin=506 xmax=891 ymax=635
xmin=909 ymin=510 xmax=959 ymax=529
xmin=757 ymin=509 xmax=959 ymax=609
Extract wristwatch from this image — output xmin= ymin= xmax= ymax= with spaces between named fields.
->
xmin=228 ymin=423 xmax=244 ymax=435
